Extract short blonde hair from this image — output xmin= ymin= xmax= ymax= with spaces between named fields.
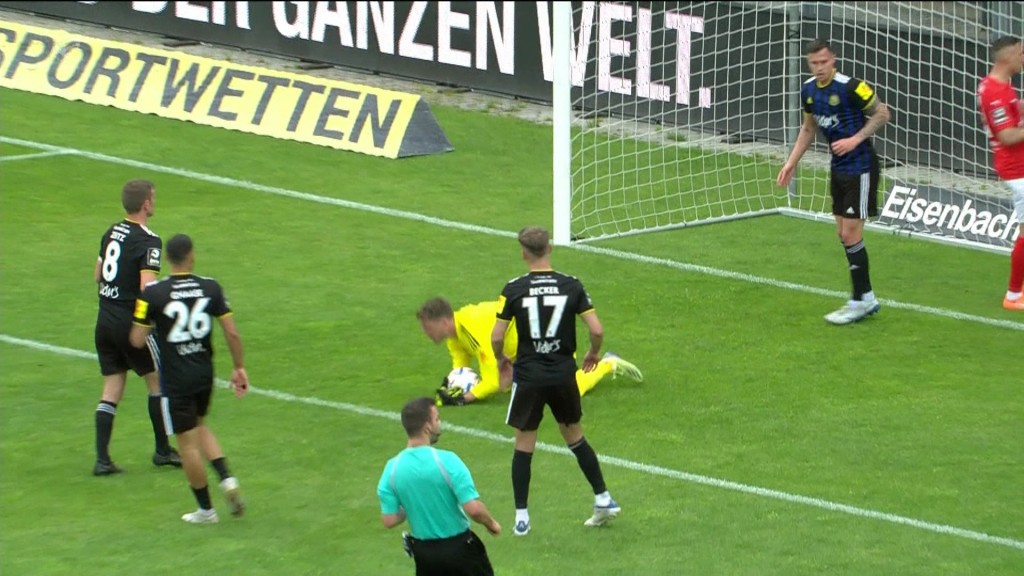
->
xmin=518 ymin=226 xmax=550 ymax=258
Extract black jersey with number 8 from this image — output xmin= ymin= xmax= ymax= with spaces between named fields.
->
xmin=96 ymin=219 xmax=161 ymax=311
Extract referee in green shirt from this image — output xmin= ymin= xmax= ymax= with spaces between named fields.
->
xmin=378 ymin=397 xmax=501 ymax=575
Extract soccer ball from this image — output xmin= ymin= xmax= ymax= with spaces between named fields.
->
xmin=446 ymin=367 xmax=480 ymax=394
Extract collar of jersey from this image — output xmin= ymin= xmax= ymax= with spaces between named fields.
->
xmin=123 ymin=217 xmax=142 ymax=225
xmin=816 ymin=69 xmax=836 ymax=88
xmin=986 ymin=73 xmax=1011 ymax=86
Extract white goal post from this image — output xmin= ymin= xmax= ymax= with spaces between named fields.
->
xmin=551 ymin=1 xmax=1022 ymax=254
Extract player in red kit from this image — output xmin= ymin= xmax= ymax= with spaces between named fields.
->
xmin=978 ymin=37 xmax=1024 ymax=310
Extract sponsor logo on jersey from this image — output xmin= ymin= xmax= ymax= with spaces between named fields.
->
xmin=533 ymin=339 xmax=561 ymax=354
xmin=815 ymin=114 xmax=838 ymax=129
xmin=99 ymin=282 xmax=120 ymax=299
xmin=147 ymin=248 xmax=161 ymax=267
xmin=176 ymin=341 xmax=208 ymax=356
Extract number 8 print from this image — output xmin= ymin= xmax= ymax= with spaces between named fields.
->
xmin=101 ymin=241 xmax=120 ymax=282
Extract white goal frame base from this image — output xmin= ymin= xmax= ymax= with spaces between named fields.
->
xmin=569 ymin=208 xmax=1011 ymax=256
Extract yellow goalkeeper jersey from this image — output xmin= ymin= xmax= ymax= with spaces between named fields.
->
xmin=445 ymin=300 xmax=612 ymax=401
xmin=448 ymin=300 xmax=518 ymax=370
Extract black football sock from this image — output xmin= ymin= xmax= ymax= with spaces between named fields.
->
xmin=844 ymin=240 xmax=872 ymax=300
xmin=192 ymin=485 xmax=213 ymax=510
xmin=569 ymin=437 xmax=607 ymax=495
xmin=148 ymin=394 xmax=170 ymax=453
xmin=95 ymin=401 xmax=117 ymax=462
xmin=210 ymin=457 xmax=232 ymax=483
xmin=511 ymin=450 xmax=533 ymax=510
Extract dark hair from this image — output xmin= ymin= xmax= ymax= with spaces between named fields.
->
xmin=806 ymin=38 xmax=834 ymax=55
xmin=165 ymin=234 xmax=193 ymax=265
xmin=417 ymin=298 xmax=454 ymax=321
xmin=518 ymin=226 xmax=550 ymax=258
xmin=400 ymin=397 xmax=436 ymax=437
xmin=122 ymin=179 xmax=154 ymax=213
xmin=991 ymin=36 xmax=1021 ymax=61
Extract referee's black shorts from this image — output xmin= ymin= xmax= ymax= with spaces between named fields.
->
xmin=409 ymin=530 xmax=493 ymax=576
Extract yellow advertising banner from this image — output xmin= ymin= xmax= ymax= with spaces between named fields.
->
xmin=0 ymin=21 xmax=453 ymax=158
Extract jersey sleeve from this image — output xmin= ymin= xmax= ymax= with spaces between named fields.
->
xmin=376 ymin=459 xmax=401 ymax=515
xmin=574 ymin=280 xmax=595 ymax=316
xmin=140 ymin=235 xmax=162 ymax=274
xmin=980 ymin=84 xmax=1020 ymax=136
xmin=495 ymin=289 xmax=514 ymax=321
xmin=97 ymin=233 xmax=107 ymax=261
xmin=848 ymin=78 xmax=877 ymax=110
xmin=801 ymin=84 xmax=813 ymax=114
xmin=208 ymin=281 xmax=233 ymax=318
xmin=442 ymin=452 xmax=481 ymax=505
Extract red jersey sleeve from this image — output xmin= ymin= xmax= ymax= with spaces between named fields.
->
xmin=980 ymin=79 xmax=1020 ymax=137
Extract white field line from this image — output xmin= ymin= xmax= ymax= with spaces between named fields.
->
xmin=1 ymin=333 xmax=1021 ymax=552
xmin=2 ymin=135 xmax=1022 ymax=333
xmin=0 ymin=150 xmax=75 ymax=162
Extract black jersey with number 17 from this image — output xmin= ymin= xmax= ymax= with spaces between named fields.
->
xmin=97 ymin=219 xmax=161 ymax=315
xmin=496 ymin=270 xmax=594 ymax=387
xmin=133 ymin=274 xmax=232 ymax=394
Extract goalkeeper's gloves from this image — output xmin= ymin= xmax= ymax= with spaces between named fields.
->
xmin=435 ymin=385 xmax=466 ymax=407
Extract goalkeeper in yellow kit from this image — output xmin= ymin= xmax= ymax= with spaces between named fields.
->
xmin=417 ymin=297 xmax=643 ymax=406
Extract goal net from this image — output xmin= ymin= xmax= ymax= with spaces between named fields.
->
xmin=552 ymin=1 xmax=1023 ymax=252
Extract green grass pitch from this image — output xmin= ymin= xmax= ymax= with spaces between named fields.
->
xmin=1 ymin=87 xmax=1022 ymax=575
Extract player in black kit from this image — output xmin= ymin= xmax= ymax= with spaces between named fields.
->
xmin=491 ymin=226 xmax=621 ymax=537
xmin=130 ymin=234 xmax=249 ymax=524
xmin=92 ymin=179 xmax=180 ymax=475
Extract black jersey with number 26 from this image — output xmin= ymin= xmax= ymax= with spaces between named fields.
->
xmin=133 ymin=274 xmax=232 ymax=394
xmin=497 ymin=270 xmax=594 ymax=387
xmin=97 ymin=219 xmax=161 ymax=313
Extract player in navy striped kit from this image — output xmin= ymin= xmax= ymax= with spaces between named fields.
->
xmin=777 ymin=39 xmax=891 ymax=325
